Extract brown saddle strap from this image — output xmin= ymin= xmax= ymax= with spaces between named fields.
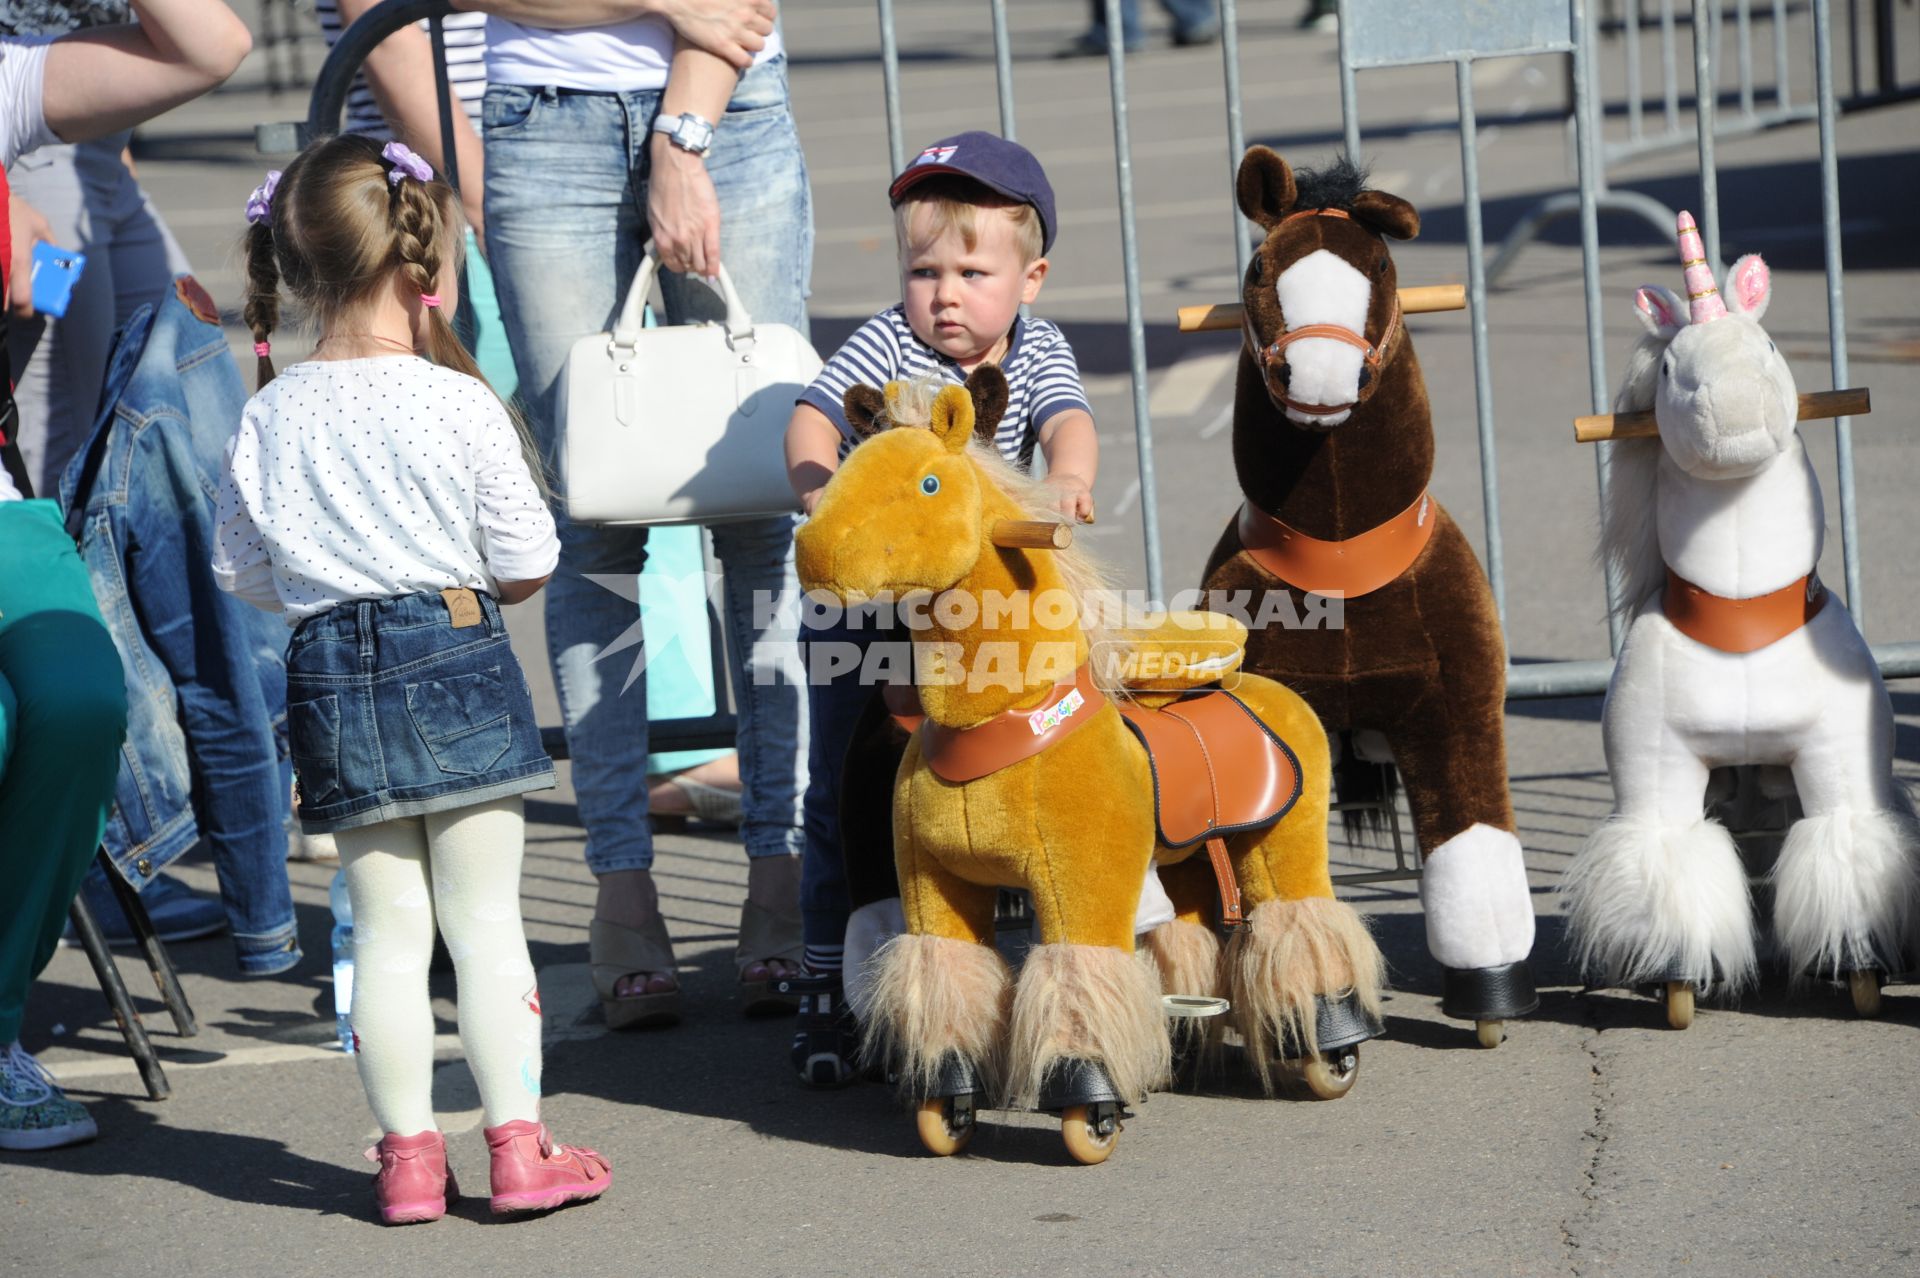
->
xmin=1204 ymin=836 xmax=1244 ymax=929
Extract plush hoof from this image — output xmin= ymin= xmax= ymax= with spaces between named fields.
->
xmin=1440 ymin=959 xmax=1539 ymax=1022
xmin=1307 ymin=989 xmax=1384 ymax=1055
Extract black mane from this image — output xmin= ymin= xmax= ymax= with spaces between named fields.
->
xmin=1292 ymin=156 xmax=1371 ymax=213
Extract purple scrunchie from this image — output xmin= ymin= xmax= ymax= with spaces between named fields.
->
xmin=382 ymin=140 xmax=433 ymax=185
xmin=245 ymin=170 xmax=281 ymax=225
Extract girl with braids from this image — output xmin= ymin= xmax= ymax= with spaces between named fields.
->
xmin=212 ymin=134 xmax=609 ymax=1225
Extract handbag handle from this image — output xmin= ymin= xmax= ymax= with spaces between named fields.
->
xmin=611 ymin=244 xmax=755 ymax=348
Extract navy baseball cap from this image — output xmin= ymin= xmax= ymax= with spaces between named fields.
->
xmin=889 ymin=131 xmax=1058 ymax=254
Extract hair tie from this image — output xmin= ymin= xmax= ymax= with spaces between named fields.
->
xmin=419 ymin=293 xmax=443 ymax=309
xmin=253 ymin=341 xmax=272 ymax=357
xmin=245 ymin=170 xmax=281 ymax=225
xmin=381 ymin=140 xmax=433 ymax=186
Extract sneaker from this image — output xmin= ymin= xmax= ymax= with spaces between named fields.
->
xmin=0 ymin=1042 xmax=98 ymax=1151
xmin=1298 ymin=0 xmax=1339 ymax=33
xmin=63 ymin=869 xmax=226 ymax=948
xmin=364 ymin=1130 xmax=458 ymax=1225
xmin=483 ymin=1121 xmax=610 ymax=1216
xmin=1173 ymin=19 xmax=1221 ymax=46
xmin=784 ymin=973 xmax=862 ymax=1088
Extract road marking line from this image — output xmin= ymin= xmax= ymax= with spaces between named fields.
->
xmin=1149 ymin=351 xmax=1238 ymax=419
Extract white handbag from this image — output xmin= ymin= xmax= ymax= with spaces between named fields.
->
xmin=557 ymin=246 xmax=820 ymax=525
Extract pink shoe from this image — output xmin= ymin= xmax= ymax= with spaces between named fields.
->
xmin=364 ymin=1130 xmax=458 ymax=1225
xmin=483 ymin=1120 xmax=611 ymax=1215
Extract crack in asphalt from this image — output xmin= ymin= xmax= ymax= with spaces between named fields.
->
xmin=1561 ymin=994 xmax=1613 ymax=1277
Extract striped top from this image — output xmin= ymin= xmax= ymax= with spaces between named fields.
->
xmin=799 ymin=307 xmax=1090 ymax=470
xmin=314 ymin=2 xmax=488 ymax=141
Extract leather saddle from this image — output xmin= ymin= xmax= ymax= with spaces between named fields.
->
xmin=883 ymin=612 xmax=1301 ymax=928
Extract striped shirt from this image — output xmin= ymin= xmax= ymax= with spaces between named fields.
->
xmin=800 ymin=307 xmax=1090 ymax=470
xmin=314 ymin=2 xmax=488 ymax=141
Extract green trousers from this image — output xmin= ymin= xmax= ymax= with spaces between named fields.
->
xmin=0 ymin=499 xmax=127 ymax=1044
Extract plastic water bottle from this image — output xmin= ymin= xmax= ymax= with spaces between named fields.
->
xmin=328 ymin=869 xmax=355 ymax=1053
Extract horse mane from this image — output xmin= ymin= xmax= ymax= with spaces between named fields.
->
xmin=876 ymin=374 xmax=1123 ymax=693
xmin=1292 ymin=155 xmax=1371 ymax=212
xmin=1597 ymin=332 xmax=1670 ymax=621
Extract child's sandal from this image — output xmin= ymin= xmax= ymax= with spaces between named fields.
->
xmin=589 ymin=915 xmax=682 ymax=1030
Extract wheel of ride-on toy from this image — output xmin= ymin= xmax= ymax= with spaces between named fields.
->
xmin=1475 ymin=1019 xmax=1505 ymax=1049
xmin=1298 ymin=1044 xmax=1361 ymax=1100
xmin=915 ymin=1095 xmax=975 ymax=1156
xmin=1664 ymin=981 xmax=1694 ymax=1030
xmin=1060 ymin=1104 xmax=1119 ymax=1165
xmin=1848 ymin=970 xmax=1883 ymax=1018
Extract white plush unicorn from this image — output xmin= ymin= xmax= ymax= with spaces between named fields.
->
xmin=1563 ymin=211 xmax=1919 ymax=1023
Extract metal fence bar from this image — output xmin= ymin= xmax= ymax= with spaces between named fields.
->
xmin=1814 ymin=0 xmax=1865 ymax=622
xmin=989 ymin=0 xmax=1017 ymax=141
xmin=1661 ymin=0 xmax=1683 ymax=129
xmin=1692 ymin=0 xmax=1723 ymax=268
xmin=875 ymin=0 xmax=905 ymax=175
xmin=1219 ymin=0 xmax=1253 ymax=278
xmin=1773 ymin=0 xmax=1792 ymax=105
xmin=1338 ymin=13 xmax=1364 ymax=161
xmin=1625 ymin=0 xmax=1644 ymax=141
xmin=1738 ymin=0 xmax=1758 ymax=115
xmin=1453 ymin=59 xmax=1509 ymax=630
xmin=1103 ymin=0 xmax=1166 ymax=602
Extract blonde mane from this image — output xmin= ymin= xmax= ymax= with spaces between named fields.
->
xmin=1597 ymin=332 xmax=1670 ymax=622
xmin=875 ymin=376 xmax=1124 ymax=692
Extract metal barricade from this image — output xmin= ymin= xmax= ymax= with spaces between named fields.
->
xmin=258 ymin=0 xmax=738 ymax=759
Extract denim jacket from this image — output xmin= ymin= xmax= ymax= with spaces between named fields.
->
xmin=59 ymin=282 xmax=300 ymax=975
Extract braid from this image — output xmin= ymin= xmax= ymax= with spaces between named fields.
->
xmin=243 ymin=220 xmax=280 ymax=389
xmin=389 ymin=178 xmax=444 ymax=304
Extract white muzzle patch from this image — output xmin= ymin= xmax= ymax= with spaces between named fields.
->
xmin=1274 ymin=248 xmax=1372 ymax=427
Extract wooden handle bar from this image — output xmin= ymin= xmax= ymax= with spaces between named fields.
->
xmin=1573 ymin=388 xmax=1872 ymax=444
xmin=1176 ymin=284 xmax=1467 ymax=334
xmin=991 ymin=519 xmax=1073 ymax=550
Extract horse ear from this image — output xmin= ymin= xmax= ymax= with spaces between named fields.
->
xmin=964 ymin=364 xmax=1009 ymax=444
xmin=928 ymin=384 xmax=976 ymax=453
xmin=1633 ymin=285 xmax=1687 ymax=338
xmin=1352 ymin=189 xmax=1420 ymax=240
xmin=1235 ymin=146 xmax=1297 ymax=229
xmin=1724 ymin=253 xmax=1771 ymax=320
xmin=844 ymin=384 xmax=888 ymax=439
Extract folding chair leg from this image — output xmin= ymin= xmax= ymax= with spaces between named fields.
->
xmin=68 ymin=895 xmax=170 ymax=1101
xmin=97 ymin=851 xmax=198 ymax=1038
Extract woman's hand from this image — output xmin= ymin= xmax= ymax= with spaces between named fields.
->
xmin=659 ymin=0 xmax=776 ymax=68
xmin=647 ymin=135 xmax=722 ymax=279
xmin=8 ymin=195 xmax=54 ymax=319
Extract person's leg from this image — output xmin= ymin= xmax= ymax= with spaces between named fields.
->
xmin=485 ymin=85 xmax=658 ymax=883
xmin=1161 ymin=0 xmax=1219 ymax=41
xmin=336 ymin=815 xmax=439 ymax=1136
xmin=653 ymin=60 xmax=814 ymax=985
xmin=0 ymin=502 xmax=128 ymax=1047
xmin=423 ymin=798 xmax=542 ymax=1128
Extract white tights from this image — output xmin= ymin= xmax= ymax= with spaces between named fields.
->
xmin=336 ymin=797 xmax=542 ymax=1135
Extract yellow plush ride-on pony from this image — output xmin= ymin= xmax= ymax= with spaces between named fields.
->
xmin=794 ymin=370 xmax=1385 ymax=1164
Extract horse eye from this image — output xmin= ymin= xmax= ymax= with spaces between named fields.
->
xmin=920 ymin=474 xmax=940 ymax=496
xmin=1375 ymin=254 xmax=1388 ymax=274
xmin=1768 ymin=340 xmax=1776 ymax=353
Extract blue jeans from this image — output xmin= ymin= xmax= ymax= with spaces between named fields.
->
xmin=483 ymin=57 xmax=812 ymax=874
xmin=1089 ymin=0 xmax=1217 ymax=43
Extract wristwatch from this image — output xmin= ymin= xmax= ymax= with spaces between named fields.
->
xmin=652 ymin=112 xmax=716 ymax=157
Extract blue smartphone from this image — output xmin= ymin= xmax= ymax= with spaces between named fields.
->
xmin=30 ymin=241 xmax=86 ymax=318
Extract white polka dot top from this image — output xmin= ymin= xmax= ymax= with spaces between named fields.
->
xmin=211 ymin=356 xmax=559 ymax=625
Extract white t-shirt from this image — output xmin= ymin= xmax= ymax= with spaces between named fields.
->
xmin=212 ymin=357 xmax=559 ymax=625
xmin=483 ymin=15 xmax=782 ymax=93
xmin=0 ymin=36 xmax=57 ymax=502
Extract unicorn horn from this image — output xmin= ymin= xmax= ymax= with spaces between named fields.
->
xmin=1677 ymin=210 xmax=1725 ymax=323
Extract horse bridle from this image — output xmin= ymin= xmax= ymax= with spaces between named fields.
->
xmin=1243 ymin=207 xmax=1403 ymax=418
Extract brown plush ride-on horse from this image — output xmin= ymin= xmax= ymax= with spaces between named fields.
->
xmin=1192 ymin=148 xmax=1540 ymax=1047
xmin=801 ymin=370 xmax=1385 ymax=1163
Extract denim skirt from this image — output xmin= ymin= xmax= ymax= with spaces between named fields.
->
xmin=285 ymin=592 xmax=556 ymax=834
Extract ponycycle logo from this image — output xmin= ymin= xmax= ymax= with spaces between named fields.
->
xmin=1029 ymin=688 xmax=1085 ymax=735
